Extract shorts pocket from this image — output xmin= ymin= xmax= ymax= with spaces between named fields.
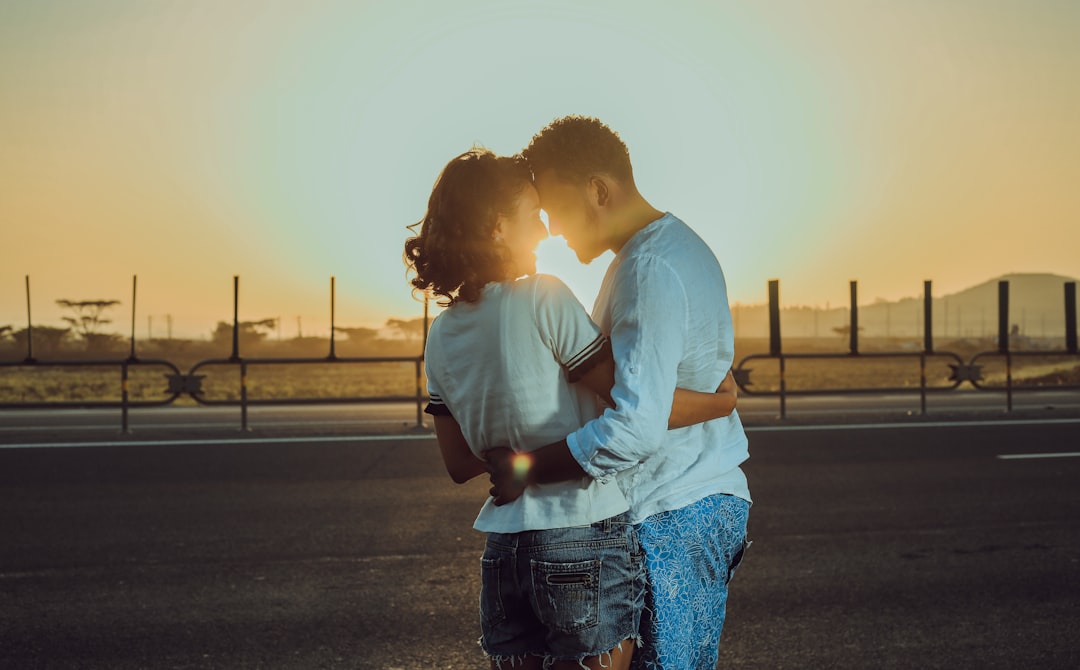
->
xmin=530 ymin=559 xmax=601 ymax=634
xmin=727 ymin=538 xmax=751 ymax=584
xmin=480 ymin=557 xmax=506 ymax=628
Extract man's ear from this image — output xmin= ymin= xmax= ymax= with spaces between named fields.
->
xmin=588 ymin=176 xmax=610 ymax=207
xmin=492 ymin=217 xmax=505 ymax=241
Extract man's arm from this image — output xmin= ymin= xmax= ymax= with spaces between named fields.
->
xmin=576 ymin=356 xmax=737 ymax=429
xmin=489 ymin=355 xmax=737 ymax=507
xmin=561 ymin=255 xmax=687 ymax=474
xmin=669 ymin=369 xmax=738 ymax=428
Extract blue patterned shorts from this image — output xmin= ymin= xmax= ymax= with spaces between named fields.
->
xmin=631 ymin=493 xmax=751 ymax=670
xmin=479 ymin=512 xmax=646 ymax=667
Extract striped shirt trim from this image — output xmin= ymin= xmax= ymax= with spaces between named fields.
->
xmin=424 ymin=401 xmax=452 ymax=417
xmin=424 ymin=392 xmax=452 ymax=417
xmin=566 ymin=335 xmax=612 ymax=383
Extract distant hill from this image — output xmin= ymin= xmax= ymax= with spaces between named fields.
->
xmin=732 ymin=273 xmax=1079 ymax=340
xmin=943 ymin=273 xmax=1077 ymax=316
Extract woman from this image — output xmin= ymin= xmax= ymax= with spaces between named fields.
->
xmin=403 ymin=148 xmax=735 ymax=669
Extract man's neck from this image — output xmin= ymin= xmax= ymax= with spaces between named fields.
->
xmin=609 ymin=196 xmax=665 ymax=254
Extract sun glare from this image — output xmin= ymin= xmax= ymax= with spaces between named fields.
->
xmin=534 ymin=236 xmax=611 ymax=311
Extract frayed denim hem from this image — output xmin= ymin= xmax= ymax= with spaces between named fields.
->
xmin=548 ymin=635 xmax=639 ymax=670
xmin=480 ymin=634 xmax=642 ymax=669
xmin=478 ymin=636 xmax=546 ymax=669
xmin=487 ymin=652 xmax=546 ymax=669
xmin=543 ymin=634 xmax=643 ymax=670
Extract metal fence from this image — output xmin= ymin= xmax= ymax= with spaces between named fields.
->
xmin=734 ymin=279 xmax=1079 ymax=418
xmin=2 ymin=276 xmax=1078 ymax=429
xmin=1 ymin=276 xmax=428 ymax=431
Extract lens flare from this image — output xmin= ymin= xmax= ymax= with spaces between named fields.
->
xmin=512 ymin=453 xmax=532 ymax=482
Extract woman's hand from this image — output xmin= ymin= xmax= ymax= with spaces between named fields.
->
xmin=717 ymin=369 xmax=738 ymax=405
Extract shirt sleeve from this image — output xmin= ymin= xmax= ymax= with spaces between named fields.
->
xmin=532 ymin=275 xmax=608 ymax=381
xmin=422 ymin=324 xmax=452 ymax=417
xmin=566 ymin=254 xmax=687 ymax=480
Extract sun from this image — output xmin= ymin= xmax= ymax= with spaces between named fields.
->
xmin=534 ymin=235 xmax=612 ymax=312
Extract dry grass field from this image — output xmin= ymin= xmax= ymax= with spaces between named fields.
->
xmin=0 ymin=361 xmax=420 ymax=405
xmin=1 ymin=337 xmax=1077 ymax=405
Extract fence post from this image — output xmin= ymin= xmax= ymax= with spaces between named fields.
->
xmin=412 ymin=299 xmax=430 ymax=430
xmin=849 ymin=280 xmax=859 ymax=354
xmin=921 ymin=281 xmax=932 ymax=414
xmin=329 ymin=276 xmax=337 ymax=360
xmin=230 ymin=276 xmax=240 ymax=361
xmin=129 ymin=275 xmax=138 ymax=361
xmin=414 ymin=358 xmax=423 ymax=429
xmin=768 ymin=280 xmax=781 ymax=357
xmin=923 ymin=281 xmax=933 ymax=354
xmin=24 ymin=276 xmax=35 ymax=362
xmin=998 ymin=281 xmax=1012 ymax=411
xmin=422 ymin=298 xmax=429 ymax=353
xmin=768 ymin=279 xmax=785 ymax=419
xmin=1066 ymin=282 xmax=1077 ymax=354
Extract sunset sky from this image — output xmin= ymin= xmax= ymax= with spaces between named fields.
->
xmin=2 ymin=0 xmax=1078 ymax=340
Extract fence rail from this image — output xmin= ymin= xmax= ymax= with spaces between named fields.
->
xmin=2 ymin=276 xmax=1078 ymax=429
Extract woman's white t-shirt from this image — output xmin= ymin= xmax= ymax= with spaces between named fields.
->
xmin=424 ymin=274 xmax=629 ymax=533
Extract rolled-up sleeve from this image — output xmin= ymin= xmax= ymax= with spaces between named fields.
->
xmin=566 ymin=254 xmax=686 ymax=480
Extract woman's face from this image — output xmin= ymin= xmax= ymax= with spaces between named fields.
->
xmin=497 ymin=182 xmax=548 ymax=278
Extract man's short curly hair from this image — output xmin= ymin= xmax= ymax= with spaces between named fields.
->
xmin=522 ymin=115 xmax=633 ymax=184
xmin=404 ymin=148 xmax=531 ymax=307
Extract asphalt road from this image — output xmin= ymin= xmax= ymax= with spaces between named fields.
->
xmin=1 ymin=416 xmax=1078 ymax=669
xmin=2 ymin=386 xmax=1080 ymax=439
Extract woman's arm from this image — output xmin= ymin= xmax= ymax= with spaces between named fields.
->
xmin=575 ymin=358 xmax=738 ymax=430
xmin=669 ymin=369 xmax=737 ymax=428
xmin=432 ymin=414 xmax=488 ymax=484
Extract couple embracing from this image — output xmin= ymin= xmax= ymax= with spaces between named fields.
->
xmin=403 ymin=115 xmax=751 ymax=670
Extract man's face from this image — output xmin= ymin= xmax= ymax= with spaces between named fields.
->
xmin=534 ymin=169 xmax=605 ymax=264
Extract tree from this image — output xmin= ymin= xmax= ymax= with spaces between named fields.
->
xmin=10 ymin=326 xmax=72 ymax=354
xmin=334 ymin=326 xmax=379 ymax=343
xmin=211 ymin=318 xmax=278 ymax=349
xmin=383 ymin=317 xmax=426 ymax=341
xmin=0 ymin=325 xmax=13 ymax=356
xmin=56 ymin=299 xmax=121 ymax=350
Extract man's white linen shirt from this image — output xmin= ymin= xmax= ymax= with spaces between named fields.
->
xmin=566 ymin=213 xmax=752 ymax=524
xmin=425 ymin=274 xmax=628 ymax=534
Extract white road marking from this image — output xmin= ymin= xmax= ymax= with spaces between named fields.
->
xmin=0 ymin=418 xmax=412 ymax=433
xmin=744 ymin=418 xmax=1080 ymax=432
xmin=0 ymin=434 xmax=433 ymax=449
xmin=2 ymin=417 xmax=1078 ymax=449
xmin=996 ymin=451 xmax=1080 ymax=460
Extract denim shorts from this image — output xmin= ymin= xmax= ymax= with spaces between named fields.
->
xmin=479 ymin=511 xmax=645 ymax=665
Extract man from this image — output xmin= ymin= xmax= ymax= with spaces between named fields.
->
xmin=488 ymin=115 xmax=751 ymax=669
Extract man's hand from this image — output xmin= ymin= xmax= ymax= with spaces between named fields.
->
xmin=484 ymin=447 xmax=529 ymax=506
xmin=485 ymin=440 xmax=585 ymax=505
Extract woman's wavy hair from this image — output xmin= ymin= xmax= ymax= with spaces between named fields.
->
xmin=404 ymin=147 xmax=532 ymax=307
